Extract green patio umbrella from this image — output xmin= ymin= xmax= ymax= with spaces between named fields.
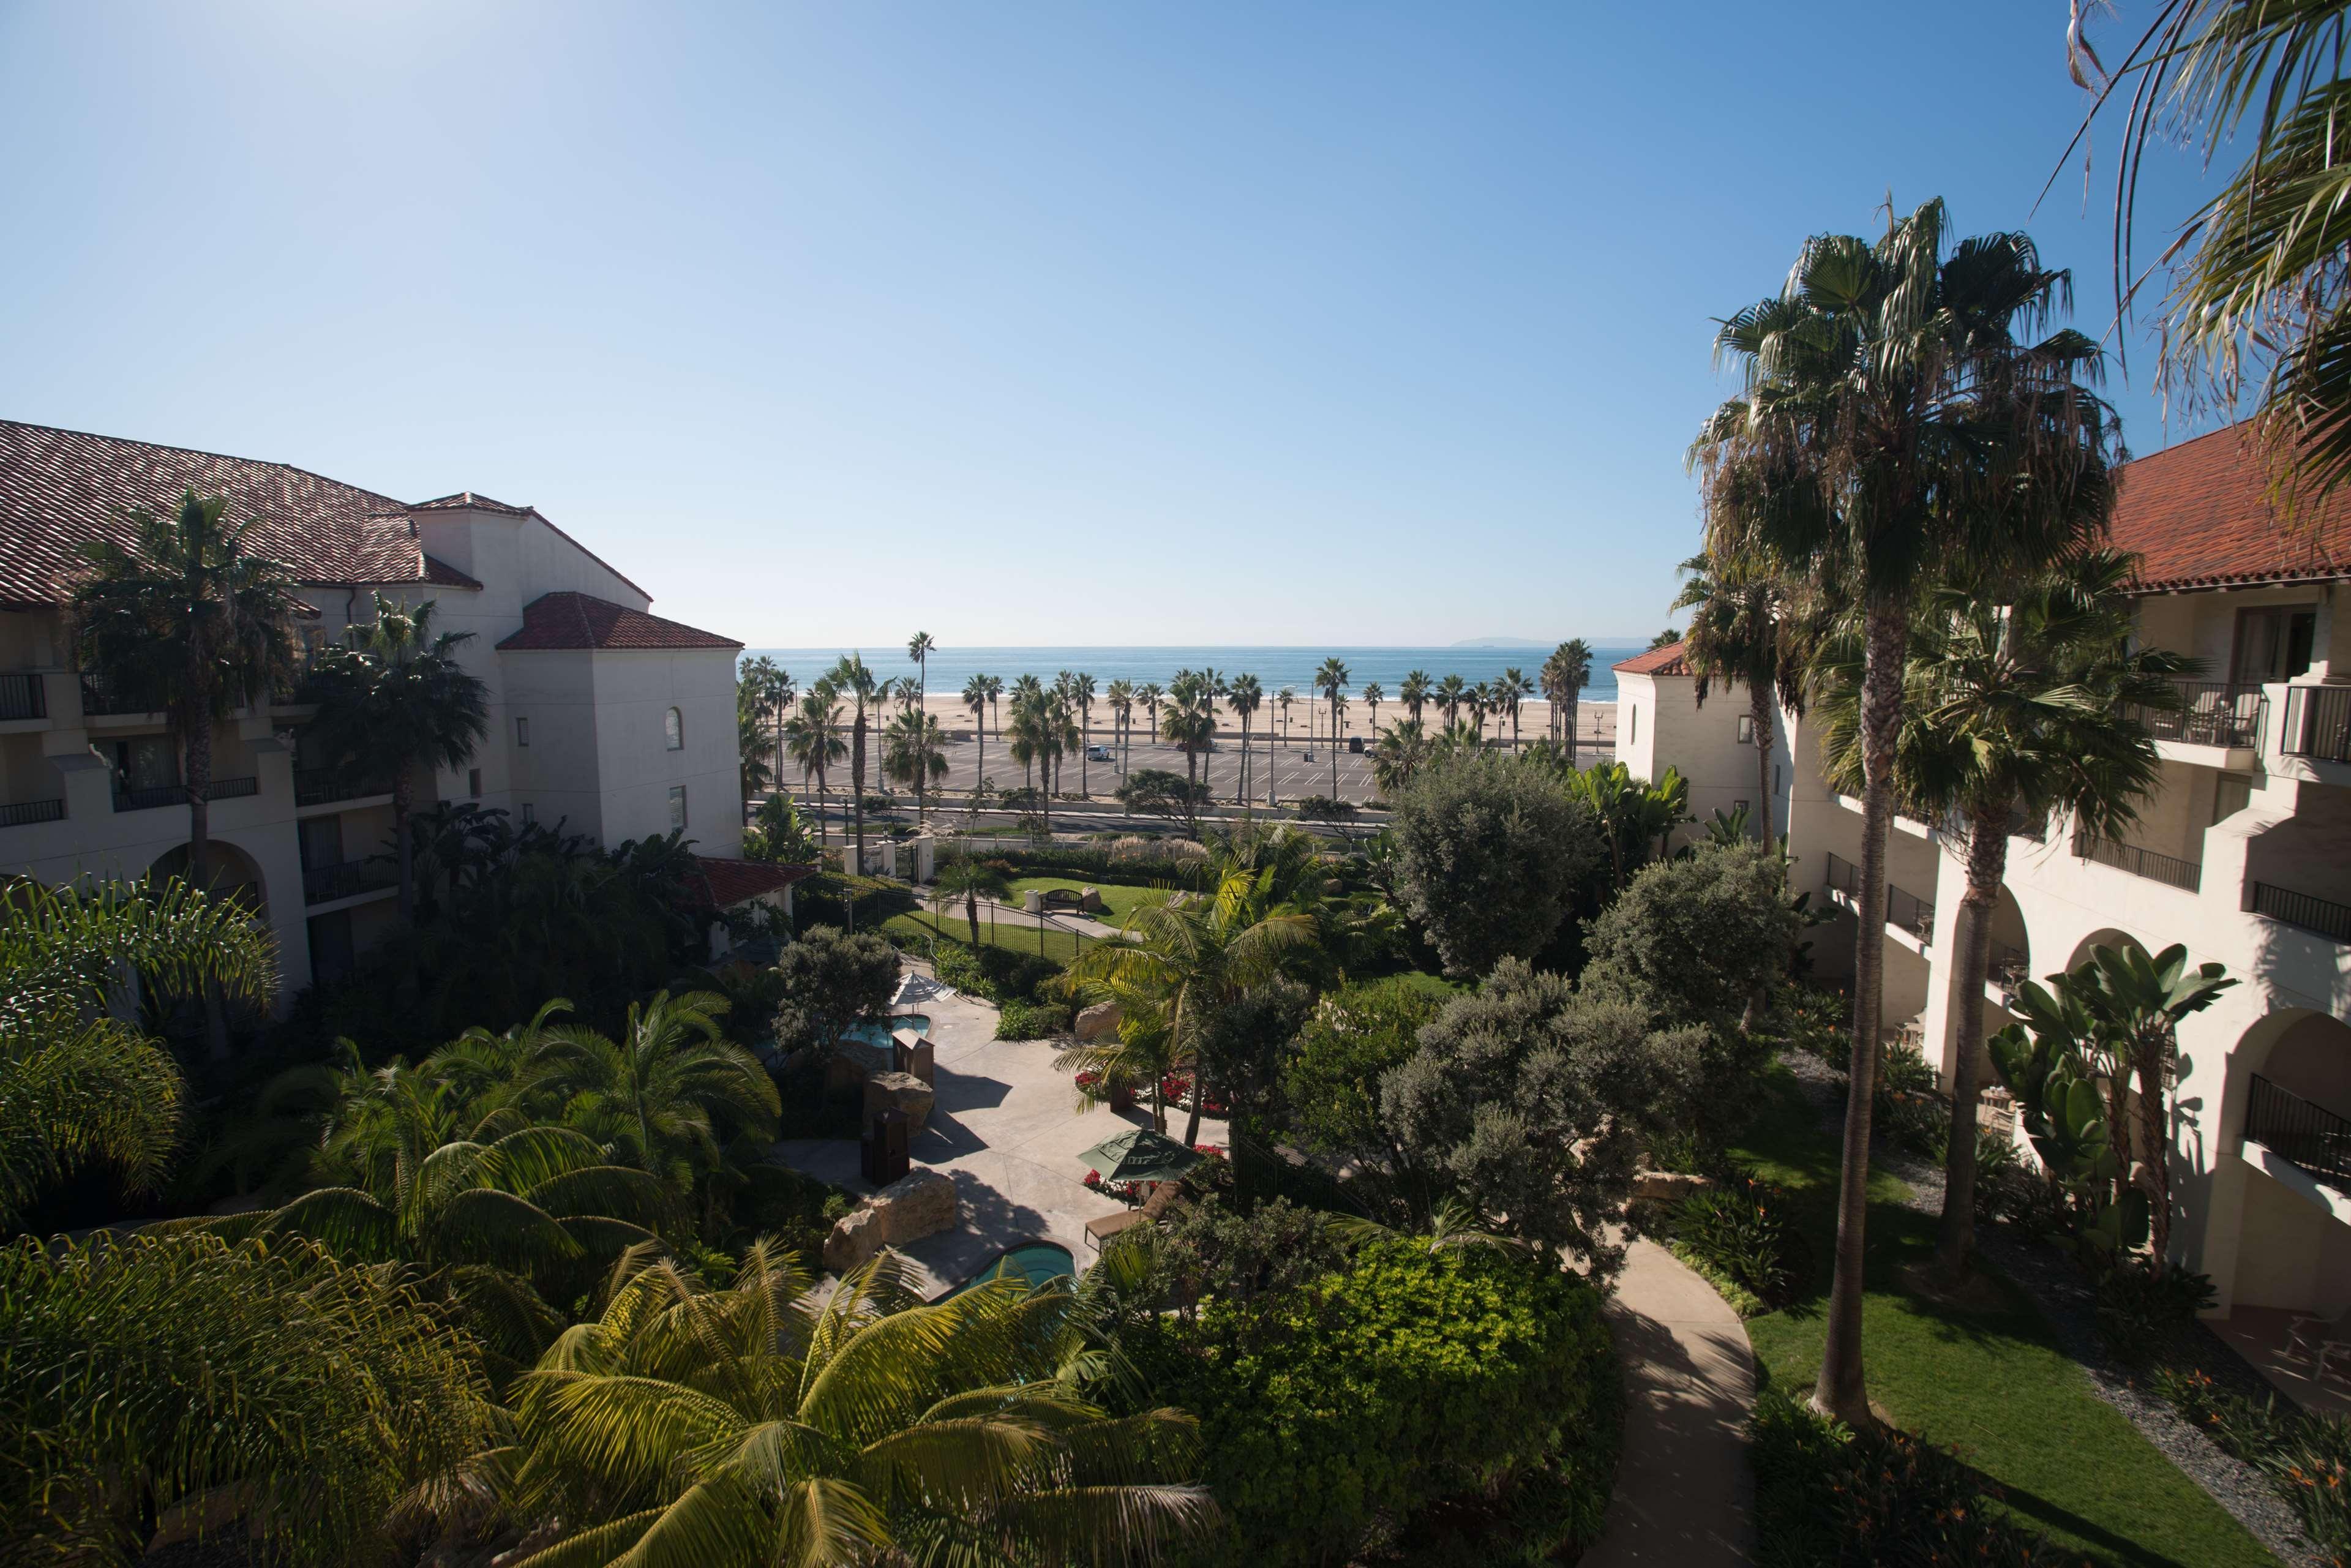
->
xmin=1078 ymin=1127 xmax=1202 ymax=1185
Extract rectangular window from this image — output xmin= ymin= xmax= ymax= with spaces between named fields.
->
xmin=669 ymin=784 xmax=688 ymax=831
xmin=1628 ymin=706 xmax=1638 ymax=745
xmin=2213 ymin=774 xmax=2253 ymax=825
xmin=1736 ymin=714 xmax=1755 ymax=744
xmin=520 ymin=803 xmax=536 ymax=825
xmin=516 ymin=716 xmax=530 ymax=747
xmin=297 ymin=814 xmax=342 ymax=871
xmin=2232 ymin=605 xmax=2319 ymax=683
xmin=1774 ymin=763 xmax=1783 ymax=797
xmin=468 ymin=768 xmax=482 ymax=800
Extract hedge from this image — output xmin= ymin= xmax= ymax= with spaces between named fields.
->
xmin=1130 ymin=1240 xmax=1619 ymax=1567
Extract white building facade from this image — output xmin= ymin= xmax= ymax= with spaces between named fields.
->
xmin=1621 ymin=422 xmax=2351 ymax=1328
xmin=0 ymin=421 xmax=779 ymax=994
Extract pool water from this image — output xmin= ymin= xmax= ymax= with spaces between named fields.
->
xmin=842 ymin=1013 xmax=931 ymax=1049
xmin=941 ymin=1242 xmax=1076 ymax=1299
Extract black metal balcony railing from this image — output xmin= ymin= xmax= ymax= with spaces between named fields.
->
xmin=0 ymin=798 xmax=66 ymax=828
xmin=2251 ymin=882 xmax=2351 ymax=945
xmin=293 ymin=768 xmax=395 ymax=808
xmin=1988 ymin=939 xmax=2031 ymax=991
xmin=2248 ymin=1074 xmax=2351 ymax=1196
xmin=303 ymin=858 xmax=396 ymax=905
xmin=76 ymin=672 xmax=161 ymax=717
xmin=2282 ymin=684 xmax=2351 ymax=765
xmin=2132 ymin=680 xmax=2268 ymax=749
xmin=2071 ymin=830 xmax=2203 ymax=893
xmin=111 ymin=776 xmax=260 ymax=813
xmin=1822 ymin=850 xmax=1936 ymax=942
xmin=0 ymin=672 xmax=45 ymax=722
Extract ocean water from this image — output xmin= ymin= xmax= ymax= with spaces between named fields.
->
xmin=736 ymin=646 xmax=1641 ymax=704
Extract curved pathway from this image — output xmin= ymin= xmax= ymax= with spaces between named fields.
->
xmin=1584 ymin=1237 xmax=1757 ymax=1567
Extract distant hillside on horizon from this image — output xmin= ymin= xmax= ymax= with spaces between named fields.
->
xmin=1449 ymin=636 xmax=1547 ymax=648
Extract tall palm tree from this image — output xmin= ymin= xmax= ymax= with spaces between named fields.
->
xmin=883 ymin=708 xmax=949 ymax=820
xmin=1434 ymin=673 xmax=1467 ymax=729
xmin=962 ymin=673 xmax=998 ymax=796
xmin=737 ymin=692 xmax=777 ymax=801
xmin=1362 ymin=681 xmax=1384 ymax=740
xmin=1276 ymin=685 xmax=1296 ymax=745
xmin=1813 ymin=550 xmax=2184 ymax=1282
xmin=933 ymin=859 xmax=1011 ymax=947
xmin=1499 ymin=669 xmax=1532 ymax=752
xmin=905 ymin=632 xmax=937 ymax=823
xmin=1074 ymin=671 xmax=1098 ymax=798
xmin=1 ymin=876 xmax=277 ymax=1226
xmin=1370 ymin=717 xmax=1430 ymax=799
xmin=782 ymin=686 xmax=846 ymax=835
xmin=1467 ymin=681 xmax=1492 ymax=742
xmin=1692 ymin=199 xmax=2118 ymax=1425
xmin=738 ymin=656 xmax=793 ymax=790
xmin=1543 ymin=640 xmax=1592 ymax=759
xmin=69 ymin=489 xmax=301 ymax=1048
xmin=1160 ymin=681 xmax=1216 ymax=834
xmin=1674 ymin=550 xmax=1802 ymax=847
xmin=1316 ymin=656 xmax=1350 ymax=801
xmin=828 ymin=655 xmax=885 ymax=878
xmin=503 ymin=1247 xmax=1215 ymax=1567
xmin=307 ymin=594 xmax=490 ymax=923
xmin=1228 ymin=673 xmax=1263 ymax=804
xmin=1138 ymin=681 xmax=1164 ymax=760
xmin=1105 ymin=678 xmax=1135 ymax=776
xmin=1400 ymin=669 xmax=1432 ymax=725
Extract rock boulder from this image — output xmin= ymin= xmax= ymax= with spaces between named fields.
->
xmin=1633 ymin=1170 xmax=1715 ymax=1204
xmin=822 ymin=1167 xmax=959 ymax=1272
xmin=863 ymin=1070 xmax=935 ymax=1132
xmin=1076 ymin=1000 xmax=1122 ymax=1041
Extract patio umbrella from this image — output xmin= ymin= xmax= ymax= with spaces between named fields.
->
xmin=1078 ymin=1127 xmax=1202 ymax=1185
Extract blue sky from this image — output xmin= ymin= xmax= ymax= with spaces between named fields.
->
xmin=0 ymin=2 xmax=2216 ymax=647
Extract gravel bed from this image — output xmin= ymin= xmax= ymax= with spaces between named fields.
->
xmin=1772 ymin=1049 xmax=2323 ymax=1566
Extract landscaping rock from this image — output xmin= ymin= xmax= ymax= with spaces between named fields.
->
xmin=1076 ymin=1000 xmax=1122 ymax=1041
xmin=1078 ymin=887 xmax=1104 ymax=914
xmin=863 ymin=1070 xmax=935 ymax=1132
xmin=1633 ymin=1170 xmax=1714 ymax=1204
xmin=822 ymin=1168 xmax=959 ymax=1272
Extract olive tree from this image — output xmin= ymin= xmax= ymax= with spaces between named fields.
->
xmin=771 ymin=925 xmax=901 ymax=1057
xmin=1581 ymin=840 xmax=1792 ymax=1030
xmin=1386 ymin=752 xmax=1603 ymax=978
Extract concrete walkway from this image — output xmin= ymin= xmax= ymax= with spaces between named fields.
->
xmin=1584 ymin=1237 xmax=1757 ymax=1567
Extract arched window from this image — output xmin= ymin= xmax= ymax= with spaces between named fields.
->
xmin=664 ymin=707 xmax=683 ymax=751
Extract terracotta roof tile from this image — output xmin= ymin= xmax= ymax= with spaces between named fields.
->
xmin=2112 ymin=423 xmax=2351 ymax=593
xmin=496 ymin=591 xmax=741 ymax=651
xmin=691 ymin=856 xmax=816 ymax=909
xmin=1613 ymin=640 xmax=1690 ymax=677
xmin=0 ymin=420 xmax=438 ymax=608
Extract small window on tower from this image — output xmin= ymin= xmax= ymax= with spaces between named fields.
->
xmin=521 ymin=803 xmax=536 ymax=826
xmin=669 ymin=784 xmax=688 ymax=830
xmin=665 ymin=707 xmax=684 ymax=751
xmin=468 ymin=768 xmax=481 ymax=800
xmin=516 ymin=716 xmax=530 ymax=747
xmin=1736 ymin=714 xmax=1755 ymax=744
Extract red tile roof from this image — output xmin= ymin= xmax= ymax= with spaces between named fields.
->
xmin=2111 ymin=423 xmax=2351 ymax=593
xmin=691 ymin=856 xmax=817 ymax=909
xmin=1613 ymin=640 xmax=1690 ymax=677
xmin=0 ymin=420 xmax=449 ymax=609
xmin=495 ymin=591 xmax=741 ymax=651
xmin=410 ymin=490 xmax=652 ymax=602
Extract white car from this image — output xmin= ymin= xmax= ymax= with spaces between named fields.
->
xmin=1086 ymin=744 xmax=1113 ymax=762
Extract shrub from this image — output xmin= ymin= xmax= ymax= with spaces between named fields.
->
xmin=1292 ymin=794 xmax=1356 ymax=821
xmin=1670 ymin=1177 xmax=1795 ymax=1310
xmin=1751 ymin=1388 xmax=2079 ymax=1567
xmin=1583 ymin=841 xmax=1792 ymax=1030
xmin=1278 ymin=978 xmax=1438 ymax=1161
xmin=2094 ymin=1261 xmax=2216 ymax=1365
xmin=1130 ymin=1241 xmax=1618 ymax=1568
xmin=1387 ymin=751 xmax=1605 ymax=977
xmin=996 ymin=998 xmax=1073 ymax=1040
xmin=770 ymin=926 xmax=901 ymax=1057
xmin=1117 ymin=768 xmax=1211 ymax=824
xmin=1161 ymin=1195 xmax=1344 ymax=1306
xmin=790 ymin=871 xmax=918 ymax=936
xmin=2154 ymin=1367 xmax=2351 ymax=1562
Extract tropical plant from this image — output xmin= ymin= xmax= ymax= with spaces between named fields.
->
xmin=933 ymin=858 xmax=1011 ymax=947
xmin=744 ymin=791 xmax=820 ymax=865
xmin=1399 ymin=669 xmax=1431 ymax=724
xmin=1813 ymin=548 xmax=2186 ymax=1281
xmin=1648 ymin=627 xmax=1681 ymax=650
xmin=739 ymin=655 xmax=794 ymax=792
xmin=1275 ymin=684 xmax=1295 ymax=746
xmin=306 ymin=593 xmax=492 ymax=921
xmin=527 ymin=991 xmax=776 ymax=1193
xmin=1074 ymin=670 xmax=1099 ymax=797
xmin=782 ymin=685 xmax=847 ymax=835
xmin=737 ymin=691 xmax=776 ymax=801
xmin=1369 ymin=716 xmax=1431 ymax=798
xmin=1541 ymin=639 xmax=1592 ymax=757
xmin=1315 ymin=656 xmax=1349 ymax=800
xmin=1104 ymin=677 xmax=1134 ymax=778
xmin=1434 ymin=672 xmax=1467 ymax=728
xmin=1674 ymin=549 xmax=1803 ymax=846
xmin=828 ymin=655 xmax=888 ymax=880
xmin=1 ymin=876 xmax=277 ymax=1226
xmin=501 ymin=1247 xmax=1215 ymax=1567
xmin=1159 ymin=683 xmax=1217 ymax=829
xmin=1498 ymin=667 xmax=1532 ymax=750
xmin=1387 ymin=750 xmax=1605 ymax=977
xmin=771 ymin=925 xmax=902 ymax=1059
xmin=1691 ymin=199 xmax=2117 ymax=1424
xmin=1228 ymin=673 xmax=1262 ymax=804
xmin=1564 ymin=760 xmax=1691 ymax=892
xmin=882 ymin=707 xmax=949 ymax=821
xmin=963 ymin=672 xmax=1000 ymax=795
xmin=1138 ymin=681 xmax=1164 ymax=756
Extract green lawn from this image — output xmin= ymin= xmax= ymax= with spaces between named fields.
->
xmin=998 ymin=876 xmax=1161 ymax=924
xmin=1734 ymin=1065 xmax=2278 ymax=1568
xmin=885 ymin=908 xmax=1094 ymax=966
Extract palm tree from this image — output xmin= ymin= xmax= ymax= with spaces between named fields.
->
xmin=1435 ymin=673 xmax=1467 ymax=729
xmin=1316 ymin=656 xmax=1350 ymax=801
xmin=883 ymin=708 xmax=950 ymax=820
xmin=1160 ymin=681 xmax=1216 ymax=830
xmin=1105 ymin=678 xmax=1135 ymax=776
xmin=1362 ymin=681 xmax=1384 ymax=740
xmin=782 ymin=686 xmax=847 ymax=837
xmin=1648 ymin=628 xmax=1682 ymax=651
xmin=828 ymin=655 xmax=885 ymax=878
xmin=1400 ymin=669 xmax=1432 ymax=725
xmin=1138 ymin=681 xmax=1164 ymax=760
xmin=1693 ymin=199 xmax=2118 ymax=1425
xmin=933 ymin=859 xmax=1011 ymax=947
xmin=306 ymin=594 xmax=490 ymax=923
xmin=1467 ymin=680 xmax=1492 ymax=741
xmin=1543 ymin=640 xmax=1592 ymax=759
xmin=1075 ymin=670 xmax=1098 ymax=797
xmin=528 ymin=990 xmax=776 ymax=1199
xmin=737 ymin=693 xmax=777 ymax=802
xmin=502 ymin=1247 xmax=1215 ymax=1567
xmin=1813 ymin=550 xmax=2185 ymax=1281
xmin=1674 ymin=551 xmax=1802 ymax=847
xmin=1 ymin=876 xmax=276 ymax=1226
xmin=738 ymin=656 xmax=793 ymax=790
xmin=1276 ymin=685 xmax=1296 ymax=746
xmin=1062 ymin=869 xmax=1315 ymax=1144
xmin=1498 ymin=669 xmax=1532 ymax=752
xmin=905 ymin=632 xmax=937 ymax=823
xmin=962 ymin=673 xmax=998 ymax=795
xmin=1228 ymin=673 xmax=1263 ymax=804
xmin=1370 ymin=717 xmax=1431 ymax=798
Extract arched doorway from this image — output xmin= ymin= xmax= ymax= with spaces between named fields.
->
xmin=148 ymin=839 xmax=270 ymax=920
xmin=2064 ymin=926 xmax=2145 ymax=979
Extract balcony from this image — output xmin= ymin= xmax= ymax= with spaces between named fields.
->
xmin=0 ymin=672 xmax=47 ymax=722
xmin=2133 ymin=680 xmax=2266 ymax=751
xmin=0 ymin=798 xmax=66 ymax=828
xmin=2247 ymin=1074 xmax=2351 ymax=1198
xmin=2071 ymin=829 xmax=2203 ymax=894
xmin=112 ymin=776 xmax=260 ymax=813
xmin=77 ymin=672 xmax=157 ymax=718
xmin=1823 ymin=850 xmax=1937 ymax=943
xmin=1988 ymin=939 xmax=2031 ymax=996
xmin=2282 ymin=684 xmax=2351 ymax=765
xmin=2251 ymin=882 xmax=2351 ymax=945
xmin=294 ymin=767 xmax=395 ymax=808
xmin=303 ymin=858 xmax=396 ymax=905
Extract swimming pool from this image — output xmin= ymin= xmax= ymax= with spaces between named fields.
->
xmin=940 ymin=1242 xmax=1076 ymax=1299
xmin=842 ymin=1013 xmax=931 ymax=1049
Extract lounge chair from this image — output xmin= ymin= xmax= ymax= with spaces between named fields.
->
xmin=1084 ymin=1177 xmax=1185 ymax=1251
xmin=2289 ymin=1306 xmax=2351 ymax=1380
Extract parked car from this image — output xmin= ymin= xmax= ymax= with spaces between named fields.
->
xmin=1087 ymin=743 xmax=1113 ymax=761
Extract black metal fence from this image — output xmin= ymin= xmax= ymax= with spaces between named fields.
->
xmin=0 ymin=672 xmax=45 ymax=722
xmin=294 ymin=768 xmax=395 ymax=808
xmin=2248 ymin=1074 xmax=2351 ymax=1195
xmin=1821 ymin=850 xmax=1935 ymax=942
xmin=2132 ymin=680 xmax=2266 ymax=749
xmin=2251 ymin=882 xmax=2351 ymax=945
xmin=78 ymin=672 xmax=155 ymax=717
xmin=304 ymin=858 xmax=396 ymax=904
xmin=112 ymin=776 xmax=260 ymax=813
xmin=2071 ymin=830 xmax=2202 ymax=893
xmin=0 ymin=798 xmax=65 ymax=828
xmin=2283 ymin=684 xmax=2351 ymax=764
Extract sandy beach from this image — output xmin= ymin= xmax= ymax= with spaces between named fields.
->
xmin=815 ymin=692 xmax=1620 ymax=751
